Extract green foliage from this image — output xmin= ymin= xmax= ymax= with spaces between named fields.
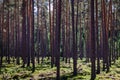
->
xmin=0 ymin=58 xmax=120 ymax=80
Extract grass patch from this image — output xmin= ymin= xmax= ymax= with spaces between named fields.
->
xmin=0 ymin=58 xmax=120 ymax=80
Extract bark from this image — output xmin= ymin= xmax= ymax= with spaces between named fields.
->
xmin=22 ymin=0 xmax=27 ymax=67
xmin=7 ymin=1 xmax=10 ymax=64
xmin=36 ymin=1 xmax=41 ymax=62
xmin=51 ymin=0 xmax=55 ymax=68
xmin=96 ymin=0 xmax=100 ymax=74
xmin=90 ymin=0 xmax=96 ymax=79
xmin=16 ymin=0 xmax=20 ymax=65
xmin=55 ymin=0 xmax=61 ymax=79
xmin=71 ymin=0 xmax=77 ymax=76
xmin=0 ymin=0 xmax=4 ymax=67
xmin=30 ymin=0 xmax=35 ymax=72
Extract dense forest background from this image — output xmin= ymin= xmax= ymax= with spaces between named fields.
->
xmin=0 ymin=0 xmax=120 ymax=80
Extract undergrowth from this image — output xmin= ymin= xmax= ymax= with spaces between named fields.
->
xmin=0 ymin=58 xmax=120 ymax=80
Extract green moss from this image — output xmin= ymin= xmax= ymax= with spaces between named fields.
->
xmin=0 ymin=58 xmax=120 ymax=80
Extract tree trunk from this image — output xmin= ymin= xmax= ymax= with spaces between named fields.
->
xmin=71 ymin=0 xmax=77 ymax=76
xmin=96 ymin=0 xmax=100 ymax=74
xmin=55 ymin=0 xmax=61 ymax=79
xmin=90 ymin=0 xmax=96 ymax=79
xmin=30 ymin=0 xmax=35 ymax=72
xmin=22 ymin=0 xmax=27 ymax=67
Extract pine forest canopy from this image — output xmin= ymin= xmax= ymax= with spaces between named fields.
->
xmin=0 ymin=0 xmax=120 ymax=80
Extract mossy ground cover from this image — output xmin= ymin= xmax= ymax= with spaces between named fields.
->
xmin=0 ymin=58 xmax=120 ymax=80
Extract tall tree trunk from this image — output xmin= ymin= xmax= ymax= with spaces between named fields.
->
xmin=55 ymin=0 xmax=61 ymax=79
xmin=0 ymin=0 xmax=4 ymax=68
xmin=51 ymin=0 xmax=55 ymax=68
xmin=26 ymin=0 xmax=30 ymax=67
xmin=22 ymin=0 xmax=27 ymax=67
xmin=96 ymin=0 xmax=100 ymax=74
xmin=16 ymin=0 xmax=20 ymax=65
xmin=75 ymin=0 xmax=79 ymax=63
xmin=71 ymin=0 xmax=77 ymax=76
xmin=90 ymin=0 xmax=96 ymax=79
xmin=7 ymin=1 xmax=10 ymax=64
xmin=108 ymin=0 xmax=112 ymax=67
xmin=37 ymin=0 xmax=40 ymax=64
xmin=30 ymin=0 xmax=35 ymax=72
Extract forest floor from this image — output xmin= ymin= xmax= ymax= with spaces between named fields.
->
xmin=0 ymin=58 xmax=120 ymax=80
